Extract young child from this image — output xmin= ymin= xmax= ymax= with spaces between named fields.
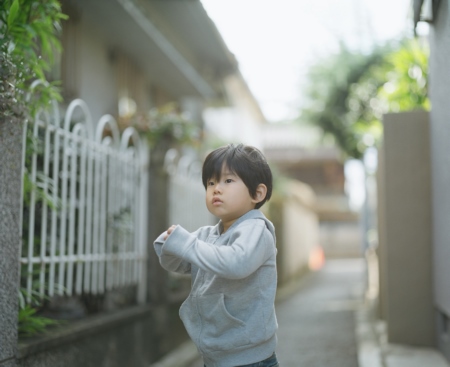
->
xmin=153 ymin=144 xmax=279 ymax=367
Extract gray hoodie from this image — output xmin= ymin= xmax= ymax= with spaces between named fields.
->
xmin=153 ymin=209 xmax=278 ymax=367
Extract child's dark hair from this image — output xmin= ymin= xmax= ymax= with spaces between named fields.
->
xmin=202 ymin=144 xmax=273 ymax=209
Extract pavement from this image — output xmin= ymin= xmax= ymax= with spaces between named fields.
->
xmin=150 ymin=258 xmax=450 ymax=367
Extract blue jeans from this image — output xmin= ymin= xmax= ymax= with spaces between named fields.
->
xmin=204 ymin=352 xmax=279 ymax=367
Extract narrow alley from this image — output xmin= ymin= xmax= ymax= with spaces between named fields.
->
xmin=275 ymin=259 xmax=362 ymax=366
xmin=178 ymin=258 xmax=365 ymax=367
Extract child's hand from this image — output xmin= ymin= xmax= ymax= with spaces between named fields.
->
xmin=164 ymin=225 xmax=177 ymax=240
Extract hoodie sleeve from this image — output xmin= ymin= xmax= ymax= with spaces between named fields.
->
xmin=161 ymin=220 xmax=274 ymax=279
xmin=154 ymin=232 xmax=191 ymax=274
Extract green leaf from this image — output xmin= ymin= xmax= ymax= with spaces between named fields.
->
xmin=18 ymin=304 xmax=60 ymax=338
xmin=7 ymin=0 xmax=19 ymax=30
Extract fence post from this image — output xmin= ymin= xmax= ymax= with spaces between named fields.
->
xmin=0 ymin=113 xmax=22 ymax=366
xmin=147 ymin=144 xmax=170 ymax=305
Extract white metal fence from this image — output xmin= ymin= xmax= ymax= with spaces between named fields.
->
xmin=165 ymin=149 xmax=216 ymax=232
xmin=21 ymin=97 xmax=149 ymax=304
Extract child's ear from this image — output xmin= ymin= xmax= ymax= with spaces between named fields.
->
xmin=252 ymin=184 xmax=267 ymax=204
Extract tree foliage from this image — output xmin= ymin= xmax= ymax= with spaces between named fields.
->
xmin=0 ymin=0 xmax=67 ymax=118
xmin=301 ymin=38 xmax=429 ymax=159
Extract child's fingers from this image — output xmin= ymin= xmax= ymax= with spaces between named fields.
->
xmin=164 ymin=225 xmax=177 ymax=240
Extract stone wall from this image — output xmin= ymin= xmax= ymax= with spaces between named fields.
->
xmin=0 ymin=115 xmax=23 ymax=366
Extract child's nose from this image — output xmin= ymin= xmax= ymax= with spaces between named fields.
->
xmin=213 ymin=183 xmax=222 ymax=193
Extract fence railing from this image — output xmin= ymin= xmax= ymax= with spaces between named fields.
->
xmin=165 ymin=149 xmax=216 ymax=233
xmin=21 ymin=97 xmax=149 ymax=304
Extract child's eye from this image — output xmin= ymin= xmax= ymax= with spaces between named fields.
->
xmin=208 ymin=181 xmax=215 ymax=186
xmin=225 ymin=179 xmax=233 ymax=183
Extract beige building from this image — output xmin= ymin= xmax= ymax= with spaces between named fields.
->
xmin=59 ymin=0 xmax=265 ymax=145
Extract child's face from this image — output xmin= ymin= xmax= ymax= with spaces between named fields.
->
xmin=205 ymin=167 xmax=257 ymax=231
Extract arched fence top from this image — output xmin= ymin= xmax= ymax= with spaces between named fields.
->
xmin=177 ymin=155 xmax=194 ymax=177
xmin=64 ymin=99 xmax=94 ymax=137
xmin=27 ymin=80 xmax=60 ymax=127
xmin=164 ymin=149 xmax=202 ymax=179
xmin=21 ymin=95 xmax=149 ymax=304
xmin=189 ymin=161 xmax=203 ymax=180
xmin=164 ymin=148 xmax=179 ymax=176
xmin=120 ymin=126 xmax=141 ymax=151
xmin=25 ymin=93 xmax=148 ymax=164
xmin=96 ymin=114 xmax=120 ymax=147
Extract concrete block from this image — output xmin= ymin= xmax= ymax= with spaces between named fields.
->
xmin=379 ymin=111 xmax=434 ymax=346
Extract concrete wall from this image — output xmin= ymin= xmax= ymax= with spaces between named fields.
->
xmin=377 ymin=146 xmax=387 ymax=321
xmin=77 ymin=19 xmax=118 ymax=122
xmin=378 ymin=111 xmax=434 ymax=346
xmin=269 ymin=180 xmax=320 ymax=285
xmin=0 ymin=115 xmax=23 ymax=366
xmin=15 ymin=305 xmax=187 ymax=367
xmin=429 ymin=0 xmax=450 ymax=360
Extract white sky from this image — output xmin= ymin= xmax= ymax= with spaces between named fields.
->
xmin=201 ymin=0 xmax=413 ymax=123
